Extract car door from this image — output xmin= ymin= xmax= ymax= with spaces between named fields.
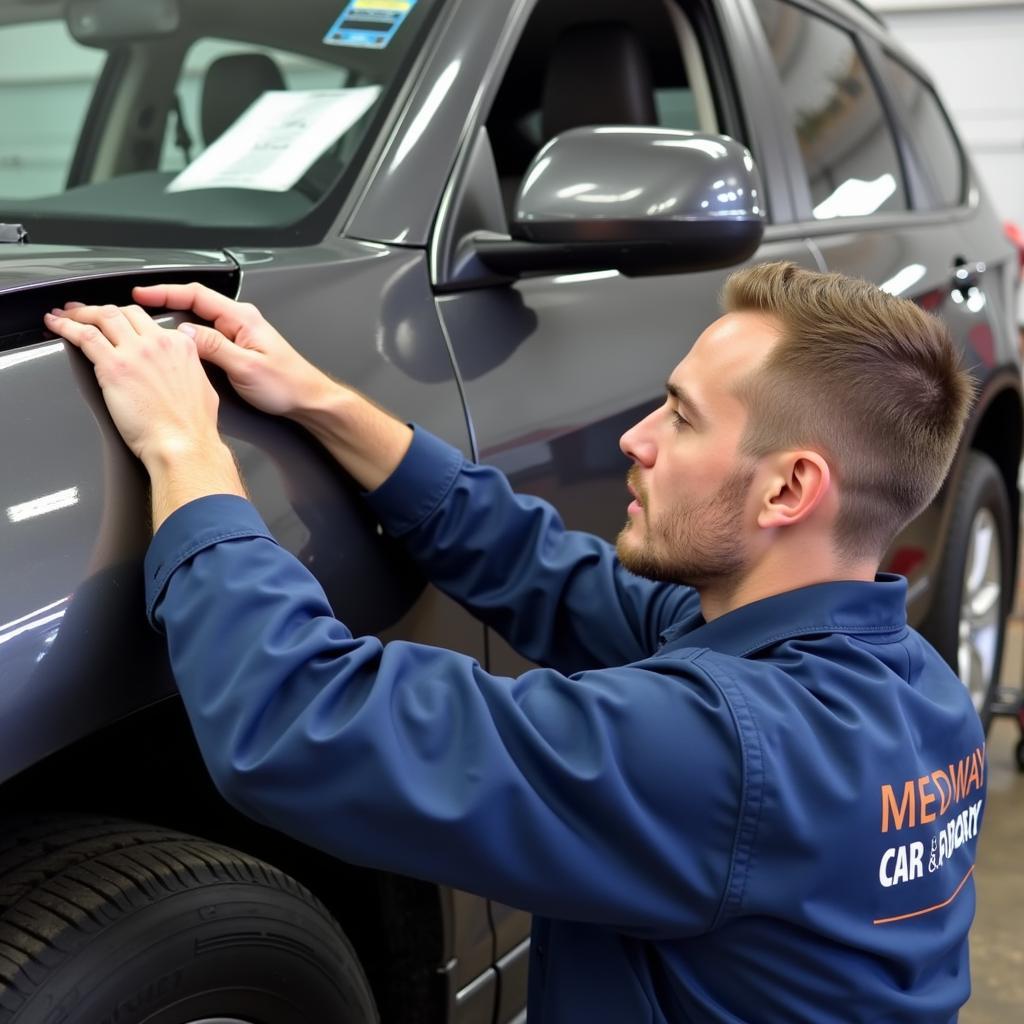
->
xmin=427 ymin=0 xmax=820 ymax=991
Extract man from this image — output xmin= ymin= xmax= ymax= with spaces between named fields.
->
xmin=44 ymin=261 xmax=984 ymax=1023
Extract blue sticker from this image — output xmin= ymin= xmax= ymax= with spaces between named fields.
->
xmin=323 ymin=0 xmax=418 ymax=50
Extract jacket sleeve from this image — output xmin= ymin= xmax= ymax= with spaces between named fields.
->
xmin=145 ymin=494 xmax=741 ymax=937
xmin=363 ymin=426 xmax=696 ymax=673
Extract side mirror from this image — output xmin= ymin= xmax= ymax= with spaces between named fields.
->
xmin=472 ymin=127 xmax=765 ymax=278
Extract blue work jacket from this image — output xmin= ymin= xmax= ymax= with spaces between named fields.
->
xmin=145 ymin=426 xmax=986 ymax=1023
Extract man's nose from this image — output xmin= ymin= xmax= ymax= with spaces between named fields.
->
xmin=620 ymin=411 xmax=658 ymax=467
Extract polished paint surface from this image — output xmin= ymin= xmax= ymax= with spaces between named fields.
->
xmin=0 ymin=245 xmax=234 ymax=294
xmin=512 ymin=127 xmax=764 ymax=235
xmin=0 ymin=240 xmax=478 ymax=779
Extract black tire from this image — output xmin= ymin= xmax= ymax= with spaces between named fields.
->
xmin=0 ymin=814 xmax=378 ymax=1024
xmin=921 ymin=450 xmax=1013 ymax=731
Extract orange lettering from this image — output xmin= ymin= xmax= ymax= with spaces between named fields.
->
xmin=950 ymin=756 xmax=968 ymax=802
xmin=881 ymin=780 xmax=916 ymax=832
xmin=931 ymin=769 xmax=952 ymax=815
xmin=966 ymin=752 xmax=981 ymax=796
xmin=918 ymin=774 xmax=937 ymax=824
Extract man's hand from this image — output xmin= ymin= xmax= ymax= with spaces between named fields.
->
xmin=45 ymin=302 xmax=223 ymax=469
xmin=131 ymin=282 xmax=340 ymax=418
xmin=50 ymin=284 xmax=412 ymax=496
xmin=44 ymin=302 xmax=246 ymax=530
xmin=131 ymin=282 xmax=412 ymax=491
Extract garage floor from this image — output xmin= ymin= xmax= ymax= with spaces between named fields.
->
xmin=962 ymin=569 xmax=1024 ymax=1021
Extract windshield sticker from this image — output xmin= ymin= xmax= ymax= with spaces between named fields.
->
xmin=323 ymin=0 xmax=418 ymax=50
xmin=166 ymin=87 xmax=382 ymax=194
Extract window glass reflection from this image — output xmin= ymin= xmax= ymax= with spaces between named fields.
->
xmin=753 ymin=0 xmax=907 ymax=220
xmin=878 ymin=54 xmax=964 ymax=209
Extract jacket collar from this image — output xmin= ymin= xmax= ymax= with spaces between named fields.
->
xmin=658 ymin=573 xmax=909 ymax=659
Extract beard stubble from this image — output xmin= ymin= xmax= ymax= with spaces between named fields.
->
xmin=616 ymin=463 xmax=755 ymax=590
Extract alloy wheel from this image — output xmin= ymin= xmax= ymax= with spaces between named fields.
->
xmin=958 ymin=506 xmax=1003 ymax=710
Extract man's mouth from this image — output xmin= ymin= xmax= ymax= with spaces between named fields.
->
xmin=627 ymin=476 xmax=644 ymax=509
xmin=627 ymin=480 xmax=644 ymax=517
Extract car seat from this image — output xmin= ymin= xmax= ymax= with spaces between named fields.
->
xmin=200 ymin=53 xmax=286 ymax=146
xmin=540 ymin=22 xmax=658 ymax=140
xmin=500 ymin=22 xmax=659 ymax=217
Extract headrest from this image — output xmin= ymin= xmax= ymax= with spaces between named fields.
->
xmin=201 ymin=53 xmax=286 ymax=146
xmin=541 ymin=23 xmax=658 ymax=142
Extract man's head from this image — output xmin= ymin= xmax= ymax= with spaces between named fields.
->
xmin=616 ymin=261 xmax=975 ymax=599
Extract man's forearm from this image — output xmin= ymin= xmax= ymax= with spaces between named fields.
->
xmin=289 ymin=382 xmax=413 ymax=492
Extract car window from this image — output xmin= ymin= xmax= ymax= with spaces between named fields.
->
xmin=654 ymin=87 xmax=702 ymax=132
xmin=751 ymin=0 xmax=908 ymax=220
xmin=485 ymin=0 xmax=720 ymax=220
xmin=159 ymin=39 xmax=352 ymax=173
xmin=512 ymin=86 xmax=704 ymax=152
xmin=0 ymin=0 xmax=442 ymax=247
xmin=877 ymin=54 xmax=965 ymax=210
xmin=0 ymin=21 xmax=106 ymax=199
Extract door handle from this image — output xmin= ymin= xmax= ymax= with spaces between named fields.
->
xmin=952 ymin=257 xmax=985 ymax=294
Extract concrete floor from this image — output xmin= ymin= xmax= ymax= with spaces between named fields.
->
xmin=961 ymin=583 xmax=1024 ymax=1020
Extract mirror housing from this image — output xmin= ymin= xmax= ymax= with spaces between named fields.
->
xmin=472 ymin=128 xmax=765 ymax=278
xmin=66 ymin=0 xmax=181 ymax=46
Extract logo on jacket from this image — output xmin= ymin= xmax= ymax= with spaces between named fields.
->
xmin=876 ymin=744 xmax=984 ymax=889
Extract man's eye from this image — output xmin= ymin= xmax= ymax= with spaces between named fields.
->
xmin=670 ymin=410 xmax=689 ymax=430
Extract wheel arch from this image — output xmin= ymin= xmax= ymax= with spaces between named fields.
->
xmin=966 ymin=375 xmax=1023 ymax=596
xmin=0 ymin=696 xmax=449 ymax=1022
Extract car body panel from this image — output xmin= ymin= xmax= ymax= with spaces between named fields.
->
xmin=346 ymin=0 xmax=525 ymax=247
xmin=0 ymin=245 xmax=235 ymax=296
xmin=0 ymin=240 xmax=481 ymax=782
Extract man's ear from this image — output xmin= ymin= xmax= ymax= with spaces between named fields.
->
xmin=756 ymin=451 xmax=831 ymax=529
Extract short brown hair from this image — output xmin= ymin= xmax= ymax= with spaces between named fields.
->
xmin=723 ymin=261 xmax=976 ymax=560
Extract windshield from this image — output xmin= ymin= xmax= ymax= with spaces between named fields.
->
xmin=0 ymin=0 xmax=440 ymax=247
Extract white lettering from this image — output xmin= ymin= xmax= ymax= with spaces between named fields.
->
xmin=879 ymin=842 xmax=924 ymax=888
xmin=929 ymin=799 xmax=984 ymax=870
xmin=908 ymin=841 xmax=924 ymax=881
xmin=892 ymin=845 xmax=909 ymax=885
xmin=880 ymin=848 xmax=895 ymax=887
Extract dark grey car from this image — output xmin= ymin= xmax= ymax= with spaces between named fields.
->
xmin=0 ymin=0 xmax=1019 ymax=1020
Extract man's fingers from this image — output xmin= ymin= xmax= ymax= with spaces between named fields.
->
xmin=132 ymin=282 xmax=207 ymax=311
xmin=120 ymin=303 xmax=158 ymax=334
xmin=57 ymin=303 xmax=138 ymax=347
xmin=179 ymin=322 xmax=251 ymax=375
xmin=44 ymin=312 xmax=114 ymax=367
xmin=133 ymin=282 xmax=254 ymax=339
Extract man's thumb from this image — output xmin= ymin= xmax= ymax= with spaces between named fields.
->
xmin=179 ymin=323 xmax=245 ymax=372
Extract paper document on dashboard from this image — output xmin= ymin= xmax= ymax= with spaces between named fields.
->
xmin=167 ymin=86 xmax=381 ymax=193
